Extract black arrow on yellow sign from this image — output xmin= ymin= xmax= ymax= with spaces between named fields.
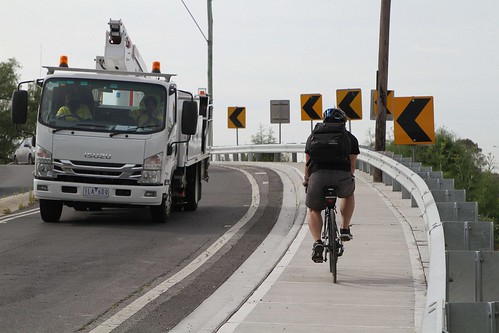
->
xmin=228 ymin=107 xmax=245 ymax=128
xmin=338 ymin=90 xmax=362 ymax=119
xmin=302 ymin=95 xmax=321 ymax=120
xmin=397 ymin=98 xmax=431 ymax=142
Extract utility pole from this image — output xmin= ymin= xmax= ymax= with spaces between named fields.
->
xmin=373 ymin=0 xmax=391 ymax=182
xmin=207 ymin=0 xmax=214 ymax=147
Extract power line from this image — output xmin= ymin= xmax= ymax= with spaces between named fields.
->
xmin=180 ymin=0 xmax=208 ymax=42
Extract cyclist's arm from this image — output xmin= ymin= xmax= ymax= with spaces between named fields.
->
xmin=303 ymin=153 xmax=311 ymax=185
xmin=349 ymin=154 xmax=357 ymax=176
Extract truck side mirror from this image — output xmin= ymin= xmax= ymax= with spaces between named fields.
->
xmin=181 ymin=101 xmax=198 ymax=135
xmin=11 ymin=90 xmax=29 ymax=124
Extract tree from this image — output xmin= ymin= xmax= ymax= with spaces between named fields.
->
xmin=0 ymin=58 xmax=21 ymax=163
xmin=250 ymin=123 xmax=278 ymax=161
xmin=251 ymin=123 xmax=277 ymax=144
xmin=0 ymin=58 xmax=39 ymax=164
xmin=386 ymin=127 xmax=499 ymax=226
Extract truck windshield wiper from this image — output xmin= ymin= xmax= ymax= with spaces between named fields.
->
xmin=52 ymin=124 xmax=107 ymax=133
xmin=109 ymin=130 xmax=134 ymax=137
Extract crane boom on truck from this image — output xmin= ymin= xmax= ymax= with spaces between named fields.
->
xmin=11 ymin=19 xmax=212 ymax=223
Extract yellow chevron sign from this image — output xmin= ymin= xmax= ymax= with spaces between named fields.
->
xmin=300 ymin=94 xmax=322 ymax=121
xmin=394 ymin=96 xmax=435 ymax=145
xmin=336 ymin=89 xmax=362 ymax=120
xmin=228 ymin=107 xmax=246 ymax=128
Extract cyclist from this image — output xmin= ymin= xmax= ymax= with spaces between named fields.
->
xmin=303 ymin=108 xmax=360 ymax=263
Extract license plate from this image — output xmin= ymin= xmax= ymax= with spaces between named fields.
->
xmin=83 ymin=187 xmax=109 ymax=199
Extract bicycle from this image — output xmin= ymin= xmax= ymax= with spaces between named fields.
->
xmin=322 ymin=186 xmax=344 ymax=283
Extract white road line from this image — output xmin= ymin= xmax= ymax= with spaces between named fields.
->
xmin=89 ymin=166 xmax=260 ymax=333
xmin=0 ymin=208 xmax=40 ymax=223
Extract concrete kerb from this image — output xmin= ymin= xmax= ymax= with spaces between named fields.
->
xmin=0 ymin=192 xmax=35 ymax=217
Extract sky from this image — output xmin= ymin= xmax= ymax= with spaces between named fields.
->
xmin=1 ymin=0 xmax=498 ymax=164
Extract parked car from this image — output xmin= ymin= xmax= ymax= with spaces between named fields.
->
xmin=13 ymin=138 xmax=36 ymax=164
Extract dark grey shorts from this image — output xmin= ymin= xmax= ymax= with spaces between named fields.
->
xmin=305 ymin=169 xmax=355 ymax=211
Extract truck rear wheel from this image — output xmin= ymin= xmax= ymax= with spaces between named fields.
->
xmin=39 ymin=199 xmax=63 ymax=223
xmin=184 ymin=164 xmax=201 ymax=211
xmin=150 ymin=188 xmax=172 ymax=223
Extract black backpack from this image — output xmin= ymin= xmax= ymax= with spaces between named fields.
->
xmin=306 ymin=122 xmax=351 ymax=164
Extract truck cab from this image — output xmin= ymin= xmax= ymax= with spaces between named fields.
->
xmin=11 ymin=20 xmax=211 ymax=223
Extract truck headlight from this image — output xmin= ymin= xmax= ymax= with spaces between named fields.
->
xmin=35 ymin=146 xmax=54 ymax=178
xmin=139 ymin=152 xmax=163 ymax=184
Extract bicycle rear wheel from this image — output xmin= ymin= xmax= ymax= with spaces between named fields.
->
xmin=327 ymin=209 xmax=338 ymax=283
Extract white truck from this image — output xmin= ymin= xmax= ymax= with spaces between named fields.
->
xmin=11 ymin=19 xmax=212 ymax=223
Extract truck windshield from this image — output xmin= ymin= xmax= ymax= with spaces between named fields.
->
xmin=39 ymin=78 xmax=168 ymax=134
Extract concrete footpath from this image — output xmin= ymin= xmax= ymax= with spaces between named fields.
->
xmin=174 ymin=166 xmax=429 ymax=333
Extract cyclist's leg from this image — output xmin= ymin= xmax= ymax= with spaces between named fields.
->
xmin=333 ymin=172 xmax=355 ymax=241
xmin=306 ymin=171 xmax=327 ymax=263
xmin=340 ymin=193 xmax=355 ymax=230
xmin=309 ymin=208 xmax=324 ymax=263
xmin=307 ymin=209 xmax=322 ymax=241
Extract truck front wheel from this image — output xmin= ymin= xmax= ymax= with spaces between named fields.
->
xmin=39 ymin=199 xmax=63 ymax=223
xmin=150 ymin=188 xmax=172 ymax=223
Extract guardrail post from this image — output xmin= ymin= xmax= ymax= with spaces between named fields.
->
xmin=431 ymin=189 xmax=466 ymax=203
xmin=438 ymin=202 xmax=478 ymax=222
xmin=443 ymin=221 xmax=494 ymax=251
xmin=446 ymin=302 xmax=499 ymax=333
xmin=447 ymin=251 xmax=499 ymax=303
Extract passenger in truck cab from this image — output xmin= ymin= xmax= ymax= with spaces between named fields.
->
xmin=56 ymin=90 xmax=93 ymax=121
xmin=132 ymin=95 xmax=163 ymax=127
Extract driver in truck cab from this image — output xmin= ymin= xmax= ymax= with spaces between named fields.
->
xmin=56 ymin=90 xmax=92 ymax=121
xmin=132 ymin=95 xmax=163 ymax=127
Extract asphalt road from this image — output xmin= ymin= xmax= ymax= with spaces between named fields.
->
xmin=0 ymin=165 xmax=283 ymax=333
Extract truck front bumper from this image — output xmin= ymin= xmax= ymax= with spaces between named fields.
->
xmin=34 ymin=179 xmax=164 ymax=206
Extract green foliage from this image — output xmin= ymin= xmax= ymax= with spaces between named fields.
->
xmin=250 ymin=123 xmax=277 ymax=161
xmin=0 ymin=58 xmax=39 ymax=164
xmin=386 ymin=127 xmax=499 ymax=227
xmin=251 ymin=123 xmax=277 ymax=144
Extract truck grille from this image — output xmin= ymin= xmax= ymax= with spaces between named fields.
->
xmin=53 ymin=159 xmax=142 ymax=185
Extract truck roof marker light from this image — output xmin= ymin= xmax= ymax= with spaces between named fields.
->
xmin=152 ymin=61 xmax=161 ymax=73
xmin=59 ymin=55 xmax=69 ymax=67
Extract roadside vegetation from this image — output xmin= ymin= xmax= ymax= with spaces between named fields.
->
xmin=0 ymin=58 xmax=39 ymax=164
xmin=383 ymin=128 xmax=499 ymax=245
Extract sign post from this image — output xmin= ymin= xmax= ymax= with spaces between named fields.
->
xmin=228 ymin=106 xmax=246 ymax=145
xmin=270 ymin=100 xmax=290 ymax=144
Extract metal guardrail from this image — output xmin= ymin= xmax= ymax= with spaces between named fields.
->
xmin=211 ymin=144 xmax=305 ymax=156
xmin=210 ymin=144 xmax=445 ymax=332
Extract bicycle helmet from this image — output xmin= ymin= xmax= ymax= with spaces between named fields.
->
xmin=323 ymin=108 xmax=347 ymax=123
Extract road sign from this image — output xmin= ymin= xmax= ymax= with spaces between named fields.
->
xmin=370 ymin=89 xmax=394 ymax=120
xmin=394 ymin=96 xmax=435 ymax=145
xmin=336 ymin=89 xmax=362 ymax=120
xmin=228 ymin=107 xmax=246 ymax=128
xmin=300 ymin=94 xmax=322 ymax=121
xmin=270 ymin=100 xmax=290 ymax=123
